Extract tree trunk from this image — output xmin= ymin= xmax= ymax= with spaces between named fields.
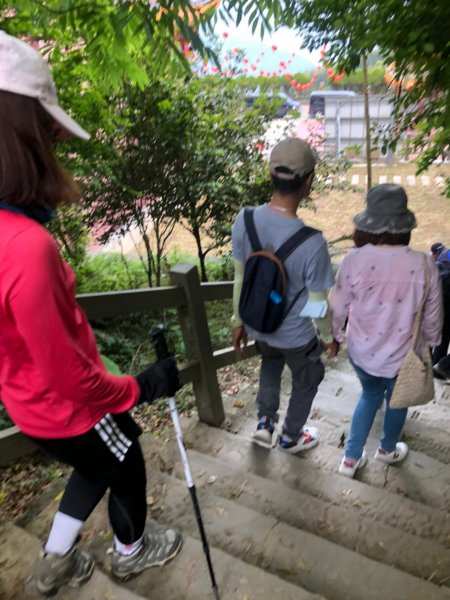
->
xmin=363 ymin=54 xmax=372 ymax=192
xmin=141 ymin=229 xmax=154 ymax=287
xmin=193 ymin=226 xmax=208 ymax=282
xmin=154 ymin=223 xmax=163 ymax=288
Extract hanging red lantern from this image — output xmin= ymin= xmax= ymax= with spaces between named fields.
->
xmin=222 ymin=32 xmax=229 ymax=39
xmin=333 ymin=72 xmax=345 ymax=83
xmin=271 ymin=45 xmax=278 ymax=52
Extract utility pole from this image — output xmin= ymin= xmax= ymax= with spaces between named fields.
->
xmin=362 ymin=54 xmax=372 ymax=191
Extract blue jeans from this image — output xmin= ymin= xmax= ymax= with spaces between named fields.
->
xmin=346 ymin=362 xmax=408 ymax=460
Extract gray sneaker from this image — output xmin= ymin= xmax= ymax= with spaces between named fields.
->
xmin=111 ymin=526 xmax=183 ymax=581
xmin=34 ymin=545 xmax=95 ymax=596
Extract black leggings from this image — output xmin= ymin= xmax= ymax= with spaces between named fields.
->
xmin=32 ymin=416 xmax=147 ymax=544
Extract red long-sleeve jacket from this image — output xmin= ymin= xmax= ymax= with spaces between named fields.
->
xmin=0 ymin=211 xmax=139 ymax=439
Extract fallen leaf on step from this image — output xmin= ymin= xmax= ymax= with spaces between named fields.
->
xmin=298 ymin=558 xmax=310 ymax=571
xmin=310 ymin=408 xmax=321 ymax=420
xmin=233 ymin=399 xmax=245 ymax=408
xmin=335 ymin=387 xmax=343 ymax=397
xmin=147 ymin=495 xmax=157 ymax=506
xmin=207 ymin=475 xmax=217 ymax=485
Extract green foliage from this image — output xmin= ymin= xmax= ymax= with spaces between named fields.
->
xmin=3 ymin=1 xmax=278 ymax=90
xmin=101 ymin=355 xmax=123 ymax=376
xmin=83 ymin=76 xmax=275 ymax=284
xmin=93 ymin=297 xmax=233 ymax=376
xmin=71 ymin=252 xmax=235 ymax=374
xmin=332 ymin=63 xmax=387 ymax=93
xmin=0 ymin=406 xmax=13 ymax=431
xmin=48 ymin=205 xmax=89 ymax=272
xmin=284 ymin=0 xmax=450 ymax=184
xmin=75 ymin=250 xmax=234 ymax=296
xmin=76 ymin=255 xmax=148 ymax=294
xmin=170 ymin=77 xmax=275 ymax=281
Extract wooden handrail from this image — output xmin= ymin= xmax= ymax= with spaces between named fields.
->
xmin=1 ymin=268 xmax=259 ymax=464
xmin=77 ymin=281 xmax=233 ymax=320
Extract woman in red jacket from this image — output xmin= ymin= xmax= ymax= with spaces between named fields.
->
xmin=0 ymin=32 xmax=182 ymax=595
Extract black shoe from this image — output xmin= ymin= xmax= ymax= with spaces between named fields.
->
xmin=433 ymin=365 xmax=450 ymax=381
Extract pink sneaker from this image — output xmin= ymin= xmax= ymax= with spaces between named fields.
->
xmin=338 ymin=450 xmax=368 ymax=478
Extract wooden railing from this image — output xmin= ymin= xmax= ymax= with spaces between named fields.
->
xmin=0 ymin=264 xmax=258 ymax=465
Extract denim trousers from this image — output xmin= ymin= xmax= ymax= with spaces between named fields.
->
xmin=256 ymin=337 xmax=325 ymax=439
xmin=346 ymin=362 xmax=408 ymax=460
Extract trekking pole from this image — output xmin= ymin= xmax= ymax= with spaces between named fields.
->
xmin=149 ymin=325 xmax=220 ymax=600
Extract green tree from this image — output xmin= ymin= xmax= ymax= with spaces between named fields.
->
xmin=82 ymin=77 xmax=276 ymax=283
xmin=82 ymin=82 xmax=188 ymax=287
xmin=2 ymin=1 xmax=279 ymax=89
xmin=173 ymin=78 xmax=275 ymax=281
xmin=284 ymin=0 xmax=450 ymax=179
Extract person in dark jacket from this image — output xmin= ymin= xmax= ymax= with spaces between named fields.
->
xmin=431 ymin=243 xmax=450 ymax=379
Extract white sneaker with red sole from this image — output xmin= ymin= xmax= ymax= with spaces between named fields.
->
xmin=338 ymin=450 xmax=368 ymax=478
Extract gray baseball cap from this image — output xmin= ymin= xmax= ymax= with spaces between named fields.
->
xmin=270 ymin=138 xmax=317 ymax=180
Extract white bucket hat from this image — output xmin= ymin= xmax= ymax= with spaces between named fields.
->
xmin=0 ymin=30 xmax=90 ymax=140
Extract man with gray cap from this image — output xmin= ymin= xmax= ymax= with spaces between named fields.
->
xmin=231 ymin=138 xmax=337 ymax=453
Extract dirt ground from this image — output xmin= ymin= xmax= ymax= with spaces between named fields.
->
xmin=163 ymin=163 xmax=450 ymax=257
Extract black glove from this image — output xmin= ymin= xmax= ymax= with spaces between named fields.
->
xmin=136 ymin=357 xmax=181 ymax=405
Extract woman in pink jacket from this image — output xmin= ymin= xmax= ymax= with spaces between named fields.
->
xmin=0 ymin=32 xmax=182 ymax=595
xmin=330 ymin=184 xmax=442 ymax=478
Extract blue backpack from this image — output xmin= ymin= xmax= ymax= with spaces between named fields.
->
xmin=239 ymin=208 xmax=319 ymax=334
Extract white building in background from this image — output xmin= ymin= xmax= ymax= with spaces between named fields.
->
xmin=308 ymin=90 xmax=394 ymax=157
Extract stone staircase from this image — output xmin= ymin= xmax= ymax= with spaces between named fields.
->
xmin=2 ymin=357 xmax=450 ymax=600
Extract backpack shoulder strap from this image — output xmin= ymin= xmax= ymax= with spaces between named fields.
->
xmin=244 ymin=208 xmax=263 ymax=252
xmin=275 ymin=225 xmax=320 ymax=262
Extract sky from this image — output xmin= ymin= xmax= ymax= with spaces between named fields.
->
xmin=213 ymin=18 xmax=321 ymax=75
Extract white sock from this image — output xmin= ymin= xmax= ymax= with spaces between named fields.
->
xmin=114 ymin=535 xmax=144 ymax=557
xmin=45 ymin=511 xmax=84 ymax=556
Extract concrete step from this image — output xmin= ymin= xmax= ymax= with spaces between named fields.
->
xmin=0 ymin=522 xmax=322 ymax=600
xmin=169 ymin=447 xmax=450 ymax=585
xmin=305 ymin=404 xmax=450 ymax=466
xmin=0 ymin=523 xmax=147 ymax=600
xmin=316 ymin=364 xmax=450 ymax=433
xmin=95 ymin=533 xmax=323 ymax=600
xmin=226 ymin=358 xmax=450 ymax=467
xmin=235 ymin=415 xmax=450 ymax=511
xmin=156 ymin=473 xmax=450 ymax=600
xmin=185 ymin=423 xmax=450 ymax=548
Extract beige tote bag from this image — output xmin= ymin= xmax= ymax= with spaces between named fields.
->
xmin=390 ymin=256 xmax=434 ymax=409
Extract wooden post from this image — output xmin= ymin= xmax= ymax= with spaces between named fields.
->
xmin=363 ymin=54 xmax=372 ymax=191
xmin=171 ymin=264 xmax=225 ymax=426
